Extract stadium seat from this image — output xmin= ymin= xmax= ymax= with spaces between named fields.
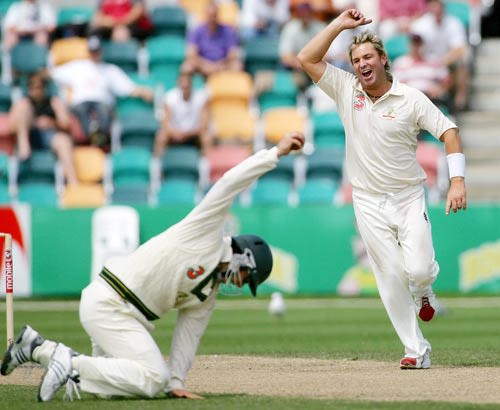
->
xmin=257 ymin=70 xmax=298 ymax=113
xmin=73 ymin=146 xmax=106 ymax=184
xmin=60 ymin=184 xmax=106 ymax=208
xmin=102 ymin=39 xmax=140 ymax=74
xmin=251 ymin=178 xmax=292 ymax=206
xmin=305 ymin=147 xmax=344 ymax=182
xmin=57 ymin=6 xmax=93 ymax=26
xmin=17 ymin=182 xmax=58 ymax=206
xmin=116 ymin=74 xmax=155 ymax=117
xmin=146 ymin=35 xmax=186 ymax=75
xmin=298 ymin=178 xmax=338 ymax=205
xmin=445 ymin=0 xmax=470 ymax=28
xmin=118 ymin=109 xmax=159 ymax=149
xmin=216 ymin=1 xmax=240 ymax=26
xmin=0 ymin=83 xmax=12 ymax=112
xmin=179 ymin=0 xmax=211 ymax=22
xmin=205 ymin=145 xmax=251 ymax=183
xmin=155 ymin=178 xmax=198 ymax=205
xmin=16 ymin=150 xmax=57 ymax=184
xmin=0 ymin=152 xmax=11 ymax=202
xmin=261 ymin=153 xmax=296 ymax=183
xmin=263 ymin=107 xmax=307 ymax=144
xmin=385 ymin=34 xmax=410 ymax=62
xmin=161 ymin=145 xmax=201 ymax=182
xmin=111 ymin=147 xmax=152 ymax=187
xmin=111 ymin=185 xmax=151 ymax=205
xmin=211 ymin=105 xmax=256 ymax=144
xmin=151 ymin=6 xmax=187 ymax=36
xmin=10 ymin=40 xmax=48 ymax=80
xmin=311 ymin=110 xmax=345 ymax=148
xmin=49 ymin=37 xmax=90 ymax=66
xmin=207 ymin=71 xmax=254 ymax=111
xmin=243 ymin=35 xmax=280 ymax=75
xmin=0 ymin=184 xmax=10 ymax=203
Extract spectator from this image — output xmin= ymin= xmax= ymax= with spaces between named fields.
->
xmin=279 ymin=2 xmax=326 ymax=89
xmin=182 ymin=2 xmax=243 ymax=77
xmin=239 ymin=0 xmax=290 ymax=41
xmin=290 ymin=0 xmax=336 ymax=21
xmin=2 ymin=0 xmax=56 ymax=50
xmin=393 ymin=33 xmax=452 ymax=107
xmin=410 ymin=0 xmax=470 ymax=111
xmin=91 ymin=0 xmax=153 ymax=42
xmin=50 ymin=35 xmax=154 ymax=148
xmin=377 ymin=0 xmax=427 ymax=40
xmin=153 ymin=70 xmax=212 ymax=158
xmin=8 ymin=72 xmax=78 ymax=185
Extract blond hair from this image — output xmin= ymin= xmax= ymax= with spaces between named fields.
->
xmin=348 ymin=31 xmax=392 ymax=82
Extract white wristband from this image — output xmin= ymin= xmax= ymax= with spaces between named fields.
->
xmin=446 ymin=153 xmax=466 ymax=179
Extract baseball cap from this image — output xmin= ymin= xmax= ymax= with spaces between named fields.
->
xmin=88 ymin=35 xmax=102 ymax=51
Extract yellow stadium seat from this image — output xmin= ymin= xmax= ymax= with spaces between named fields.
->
xmin=50 ymin=37 xmax=90 ymax=66
xmin=179 ymin=0 xmax=211 ymax=21
xmin=211 ymin=105 xmax=256 ymax=144
xmin=207 ymin=71 xmax=254 ymax=111
xmin=263 ymin=107 xmax=307 ymax=144
xmin=73 ymin=146 xmax=107 ymax=184
xmin=216 ymin=1 xmax=239 ymax=26
xmin=61 ymin=184 xmax=107 ymax=208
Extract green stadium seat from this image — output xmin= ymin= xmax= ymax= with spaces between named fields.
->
xmin=261 ymin=153 xmax=295 ymax=183
xmin=0 ymin=83 xmax=12 ymax=112
xmin=10 ymin=40 xmax=48 ymax=79
xmin=251 ymin=179 xmax=291 ymax=205
xmin=17 ymin=182 xmax=58 ymax=206
xmin=146 ymin=35 xmax=186 ymax=74
xmin=111 ymin=146 xmax=152 ymax=187
xmin=118 ymin=109 xmax=159 ymax=149
xmin=111 ymin=184 xmax=150 ymax=205
xmin=161 ymin=146 xmax=201 ymax=182
xmin=243 ymin=35 xmax=280 ymax=75
xmin=384 ymin=34 xmax=410 ymax=62
xmin=298 ymin=178 xmax=338 ymax=205
xmin=311 ymin=110 xmax=345 ymax=148
xmin=151 ymin=6 xmax=187 ymax=36
xmin=102 ymin=40 xmax=139 ymax=74
xmin=258 ymin=70 xmax=298 ymax=112
xmin=57 ymin=6 xmax=93 ymax=26
xmin=306 ymin=147 xmax=344 ymax=182
xmin=445 ymin=0 xmax=470 ymax=28
xmin=156 ymin=178 xmax=197 ymax=205
xmin=17 ymin=150 xmax=56 ymax=184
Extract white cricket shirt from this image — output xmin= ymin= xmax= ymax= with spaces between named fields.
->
xmin=316 ymin=63 xmax=457 ymax=194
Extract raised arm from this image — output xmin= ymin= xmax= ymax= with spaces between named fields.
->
xmin=297 ymin=9 xmax=372 ymax=83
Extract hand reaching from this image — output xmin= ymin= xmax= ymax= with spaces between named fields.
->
xmin=167 ymin=389 xmax=204 ymax=400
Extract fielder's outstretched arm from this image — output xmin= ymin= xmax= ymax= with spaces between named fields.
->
xmin=297 ymin=9 xmax=372 ymax=83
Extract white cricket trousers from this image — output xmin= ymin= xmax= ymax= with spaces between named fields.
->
xmin=352 ymin=184 xmax=439 ymax=358
xmin=75 ymin=277 xmax=170 ymax=397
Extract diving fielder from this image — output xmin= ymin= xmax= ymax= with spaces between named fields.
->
xmin=297 ymin=9 xmax=467 ymax=369
xmin=1 ymin=132 xmax=305 ymax=401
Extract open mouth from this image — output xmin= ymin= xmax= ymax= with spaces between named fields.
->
xmin=361 ymin=69 xmax=373 ymax=80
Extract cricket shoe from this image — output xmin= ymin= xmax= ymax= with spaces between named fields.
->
xmin=400 ymin=351 xmax=431 ymax=370
xmin=1 ymin=325 xmax=45 ymax=376
xmin=38 ymin=343 xmax=76 ymax=402
xmin=415 ymin=288 xmax=436 ymax=321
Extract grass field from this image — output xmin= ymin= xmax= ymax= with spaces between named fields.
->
xmin=1 ymin=296 xmax=500 ymax=409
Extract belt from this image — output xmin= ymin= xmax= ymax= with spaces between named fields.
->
xmin=99 ymin=267 xmax=159 ymax=321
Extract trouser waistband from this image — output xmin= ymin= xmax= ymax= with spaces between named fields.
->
xmin=99 ymin=267 xmax=159 ymax=321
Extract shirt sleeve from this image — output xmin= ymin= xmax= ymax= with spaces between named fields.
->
xmin=414 ymin=89 xmax=457 ymax=139
xmin=105 ymin=64 xmax=135 ymax=97
xmin=166 ymin=292 xmax=217 ymax=391
xmin=316 ymin=63 xmax=356 ymax=106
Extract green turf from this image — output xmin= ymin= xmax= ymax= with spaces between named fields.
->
xmin=1 ymin=297 xmax=500 ymax=409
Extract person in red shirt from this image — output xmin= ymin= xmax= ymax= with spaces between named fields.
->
xmin=91 ymin=0 xmax=152 ymax=42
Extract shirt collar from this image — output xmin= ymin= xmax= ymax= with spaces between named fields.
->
xmin=354 ymin=77 xmax=404 ymax=98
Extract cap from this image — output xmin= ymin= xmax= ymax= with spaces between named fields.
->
xmin=88 ymin=35 xmax=102 ymax=51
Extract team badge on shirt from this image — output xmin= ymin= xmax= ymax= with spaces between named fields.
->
xmin=353 ymin=93 xmax=366 ymax=111
xmin=382 ymin=107 xmax=396 ymax=120
xmin=187 ymin=266 xmax=205 ymax=279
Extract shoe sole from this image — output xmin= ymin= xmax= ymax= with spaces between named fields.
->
xmin=1 ymin=325 xmax=29 ymax=376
